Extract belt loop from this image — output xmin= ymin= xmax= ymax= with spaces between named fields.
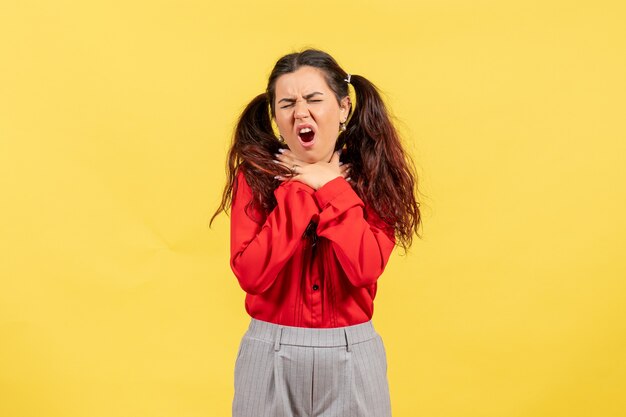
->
xmin=274 ymin=327 xmax=283 ymax=352
xmin=344 ymin=328 xmax=352 ymax=352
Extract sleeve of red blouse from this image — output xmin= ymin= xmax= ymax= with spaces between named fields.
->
xmin=230 ymin=171 xmax=319 ymax=295
xmin=313 ymin=176 xmax=396 ymax=288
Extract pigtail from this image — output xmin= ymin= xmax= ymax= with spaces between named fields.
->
xmin=210 ymin=93 xmax=288 ymax=226
xmin=344 ymin=74 xmax=422 ymax=251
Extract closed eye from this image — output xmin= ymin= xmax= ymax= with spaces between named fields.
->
xmin=280 ymin=100 xmax=323 ymax=109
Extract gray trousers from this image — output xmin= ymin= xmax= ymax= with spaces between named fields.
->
xmin=232 ymin=318 xmax=392 ymax=417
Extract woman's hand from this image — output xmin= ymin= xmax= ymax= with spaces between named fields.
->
xmin=273 ymin=148 xmax=352 ymax=190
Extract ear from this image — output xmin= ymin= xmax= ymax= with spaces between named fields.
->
xmin=339 ymin=96 xmax=351 ymax=120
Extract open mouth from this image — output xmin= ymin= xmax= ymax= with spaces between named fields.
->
xmin=299 ymin=130 xmax=315 ymax=143
xmin=297 ymin=126 xmax=316 ymax=147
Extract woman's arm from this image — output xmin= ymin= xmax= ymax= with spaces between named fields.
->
xmin=230 ymin=170 xmax=319 ymax=295
xmin=313 ymin=177 xmax=396 ymax=288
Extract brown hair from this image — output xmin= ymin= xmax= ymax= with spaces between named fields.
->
xmin=210 ymin=48 xmax=422 ymax=251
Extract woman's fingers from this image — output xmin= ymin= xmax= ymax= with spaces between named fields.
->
xmin=273 ymin=158 xmax=292 ymax=174
xmin=275 ymin=149 xmax=306 ymax=165
xmin=274 ymin=158 xmax=304 ymax=179
xmin=274 ymin=150 xmax=312 ymax=178
xmin=274 ymin=153 xmax=296 ymax=174
xmin=273 ymin=149 xmax=353 ymax=187
xmin=340 ymin=163 xmax=352 ymax=176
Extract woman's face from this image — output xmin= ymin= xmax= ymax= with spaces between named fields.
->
xmin=273 ymin=66 xmax=350 ymax=164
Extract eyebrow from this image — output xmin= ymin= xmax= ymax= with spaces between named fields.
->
xmin=278 ymin=91 xmax=324 ymax=104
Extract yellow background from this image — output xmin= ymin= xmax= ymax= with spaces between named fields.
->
xmin=1 ymin=0 xmax=625 ymax=416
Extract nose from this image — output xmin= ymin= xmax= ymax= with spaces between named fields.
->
xmin=293 ymin=99 xmax=310 ymax=119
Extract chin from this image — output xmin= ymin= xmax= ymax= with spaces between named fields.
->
xmin=290 ymin=144 xmax=335 ymax=164
xmin=305 ymin=153 xmax=323 ymax=163
xmin=292 ymin=151 xmax=322 ymax=164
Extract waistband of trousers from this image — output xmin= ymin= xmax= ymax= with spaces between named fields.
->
xmin=245 ymin=318 xmax=378 ymax=351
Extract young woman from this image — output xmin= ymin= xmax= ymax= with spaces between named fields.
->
xmin=211 ymin=48 xmax=422 ymax=417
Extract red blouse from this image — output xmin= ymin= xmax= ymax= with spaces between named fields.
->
xmin=229 ymin=169 xmax=396 ymax=328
